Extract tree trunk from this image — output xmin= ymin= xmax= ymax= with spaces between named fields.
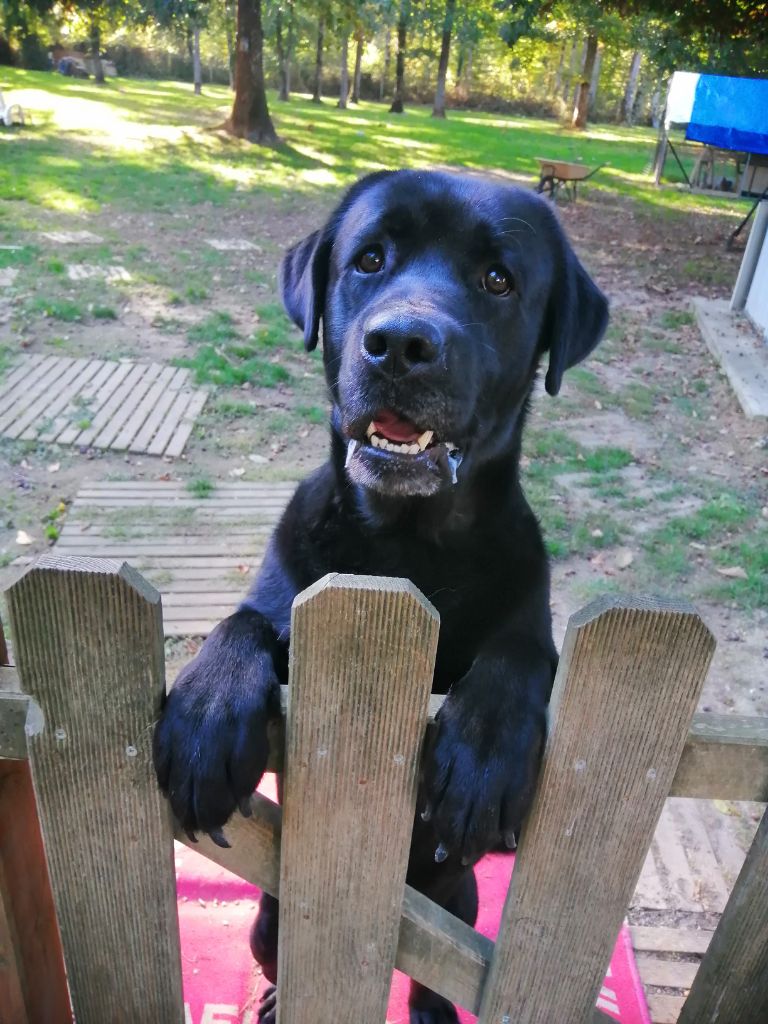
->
xmin=225 ymin=0 xmax=278 ymax=145
xmin=463 ymin=44 xmax=473 ymax=95
xmin=192 ymin=23 xmax=202 ymax=95
xmin=351 ymin=29 xmax=363 ymax=103
xmin=553 ymin=42 xmax=565 ymax=95
xmin=380 ymin=29 xmax=391 ymax=101
xmin=389 ymin=4 xmax=407 ymax=113
xmin=225 ymin=0 xmax=236 ymax=89
xmin=90 ymin=19 xmax=104 ymax=85
xmin=572 ymin=33 xmax=598 ymax=130
xmin=622 ymin=50 xmax=642 ymax=125
xmin=431 ymin=0 xmax=455 ymax=118
xmin=312 ymin=17 xmax=324 ymax=103
xmin=276 ymin=7 xmax=288 ymax=100
xmin=588 ymin=43 xmax=602 ymax=111
xmin=338 ymin=34 xmax=349 ymax=108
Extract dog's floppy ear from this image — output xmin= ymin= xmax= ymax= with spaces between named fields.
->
xmin=279 ymin=228 xmax=333 ymax=352
xmin=541 ymin=233 xmax=609 ymax=397
xmin=280 ymin=171 xmax=396 ymax=352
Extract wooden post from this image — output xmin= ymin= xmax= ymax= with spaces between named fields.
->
xmin=277 ymin=574 xmax=439 ymax=1024
xmin=677 ymin=806 xmax=768 ymax=1023
xmin=5 ymin=554 xmax=184 ymax=1023
xmin=477 ymin=595 xmax=715 ymax=1024
xmin=0 ymin=616 xmax=71 ymax=1024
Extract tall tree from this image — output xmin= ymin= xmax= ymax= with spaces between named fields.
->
xmin=224 ymin=0 xmax=277 ymax=144
xmin=338 ymin=31 xmax=349 ymax=107
xmin=431 ymin=0 xmax=456 ymax=118
xmin=389 ymin=0 xmax=408 ymax=113
xmin=350 ymin=27 xmax=363 ymax=102
xmin=274 ymin=0 xmax=295 ymax=100
xmin=571 ymin=31 xmax=598 ymax=128
xmin=312 ymin=13 xmax=325 ymax=102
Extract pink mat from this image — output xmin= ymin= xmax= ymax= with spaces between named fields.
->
xmin=177 ymin=779 xmax=650 ymax=1024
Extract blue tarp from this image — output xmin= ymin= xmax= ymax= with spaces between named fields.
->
xmin=686 ymin=75 xmax=768 ymax=156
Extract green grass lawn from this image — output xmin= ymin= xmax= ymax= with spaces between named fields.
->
xmin=0 ymin=67 xmax=746 ymax=218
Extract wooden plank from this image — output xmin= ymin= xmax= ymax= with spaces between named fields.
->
xmin=0 ymin=760 xmax=71 ymax=1024
xmin=74 ymin=362 xmax=149 ymax=447
xmin=69 ymin=499 xmax=289 ymax=509
xmin=636 ymin=955 xmax=698 ymax=989
xmin=278 ymin=574 xmax=439 ymax=1024
xmin=670 ymin=713 xmax=768 ymax=801
xmin=630 ymin=925 xmax=714 ymax=956
xmin=163 ymin=620 xmax=223 ymax=635
xmin=91 ymin=362 xmax=164 ymax=449
xmin=53 ymin=543 xmax=265 ymax=557
xmin=665 ymin=798 xmax=730 ymax=913
xmin=54 ymin=361 xmax=132 ymax=445
xmin=0 ymin=358 xmax=79 ymax=434
xmin=648 ymin=993 xmax=686 ymax=1024
xmin=35 ymin=359 xmax=107 ymax=442
xmin=128 ymin=368 xmax=188 ymax=453
xmin=632 ymin=847 xmax=669 ymax=911
xmin=76 ymin=482 xmax=297 ymax=492
xmin=652 ymin=803 xmax=703 ymax=912
xmin=0 ymin=355 xmax=56 ymax=410
xmin=163 ymin=388 xmax=209 ymax=457
xmin=677 ymin=807 xmax=768 ymax=1023
xmin=109 ymin=365 xmax=176 ymax=450
xmin=0 ymin=354 xmax=45 ymax=403
xmin=476 ymin=595 xmax=715 ymax=1024
xmin=6 ymin=554 xmax=184 ymax=1023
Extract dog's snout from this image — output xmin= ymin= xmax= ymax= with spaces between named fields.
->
xmin=362 ymin=315 xmax=442 ymax=376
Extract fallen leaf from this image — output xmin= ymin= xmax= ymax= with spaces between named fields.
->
xmin=248 ymin=454 xmax=268 ymax=465
xmin=228 ymin=467 xmax=246 ymax=478
xmin=615 ymin=548 xmax=635 ymax=569
xmin=713 ymin=799 xmax=741 ymax=817
xmin=717 ymin=566 xmax=748 ymax=580
xmin=235 ymin=564 xmax=250 ymax=574
xmin=16 ymin=530 xmax=34 ymax=545
xmin=47 ymin=462 xmax=60 ymax=473
xmin=590 ymin=528 xmax=604 ymax=539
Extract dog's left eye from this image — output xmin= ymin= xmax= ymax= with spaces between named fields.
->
xmin=482 ymin=265 xmax=514 ymax=296
xmin=355 ymin=246 xmax=385 ymax=274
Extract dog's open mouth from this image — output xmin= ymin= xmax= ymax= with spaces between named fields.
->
xmin=345 ymin=410 xmax=463 ymax=491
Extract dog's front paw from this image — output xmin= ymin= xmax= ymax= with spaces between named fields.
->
xmin=153 ymin=608 xmax=280 ymax=845
xmin=420 ymin=682 xmax=545 ymax=865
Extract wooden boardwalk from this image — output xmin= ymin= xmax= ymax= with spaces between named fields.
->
xmin=630 ymin=797 xmax=754 ymax=1023
xmin=53 ymin=480 xmax=296 ymax=635
xmin=0 ymin=355 xmax=207 ymax=456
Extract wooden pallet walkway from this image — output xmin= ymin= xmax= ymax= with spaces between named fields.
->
xmin=0 ymin=355 xmax=207 ymax=457
xmin=53 ymin=480 xmax=296 ymax=635
xmin=630 ymin=797 xmax=754 ymax=1023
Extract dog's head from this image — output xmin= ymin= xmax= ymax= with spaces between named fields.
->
xmin=280 ymin=171 xmax=608 ymax=498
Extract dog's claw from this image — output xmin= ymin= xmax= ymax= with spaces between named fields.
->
xmin=421 ymin=803 xmax=432 ymax=823
xmin=504 ymin=829 xmax=518 ymax=850
xmin=434 ymin=842 xmax=449 ymax=863
xmin=239 ymin=796 xmax=253 ymax=818
xmin=208 ymin=828 xmax=231 ymax=849
xmin=184 ymin=828 xmax=198 ymax=844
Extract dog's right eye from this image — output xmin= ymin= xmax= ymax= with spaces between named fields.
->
xmin=355 ymin=246 xmax=385 ymax=274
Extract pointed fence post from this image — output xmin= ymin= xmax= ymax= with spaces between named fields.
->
xmin=6 ymin=553 xmax=184 ymax=1023
xmin=477 ymin=595 xmax=715 ymax=1024
xmin=277 ymin=574 xmax=439 ymax=1024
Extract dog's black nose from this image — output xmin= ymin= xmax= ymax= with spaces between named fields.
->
xmin=362 ymin=314 xmax=441 ymax=376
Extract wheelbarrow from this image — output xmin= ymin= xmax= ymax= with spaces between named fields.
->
xmin=535 ymin=158 xmax=606 ymax=201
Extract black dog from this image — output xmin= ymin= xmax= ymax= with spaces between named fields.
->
xmin=153 ymin=170 xmax=608 ymax=1023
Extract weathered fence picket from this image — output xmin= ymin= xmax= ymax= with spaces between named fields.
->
xmin=1 ymin=555 xmax=766 ymax=1024
xmin=5 ymin=554 xmax=183 ymax=1023
xmin=476 ymin=596 xmax=715 ymax=1024
xmin=278 ymin=574 xmax=439 ymax=1023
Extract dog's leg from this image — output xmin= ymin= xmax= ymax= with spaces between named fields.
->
xmin=405 ymin=813 xmax=480 ymax=1024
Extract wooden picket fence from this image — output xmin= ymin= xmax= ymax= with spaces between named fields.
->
xmin=1 ymin=553 xmax=767 ymax=1023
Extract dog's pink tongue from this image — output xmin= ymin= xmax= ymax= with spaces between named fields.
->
xmin=373 ymin=411 xmax=420 ymax=443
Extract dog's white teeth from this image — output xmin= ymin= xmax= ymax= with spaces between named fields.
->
xmin=366 ymin=422 xmax=376 ymax=438
xmin=371 ymin=434 xmax=381 ymax=448
xmin=345 ymin=439 xmax=361 ymax=467
xmin=417 ymin=430 xmax=434 ymax=451
xmin=408 ymin=443 xmax=420 ymax=455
